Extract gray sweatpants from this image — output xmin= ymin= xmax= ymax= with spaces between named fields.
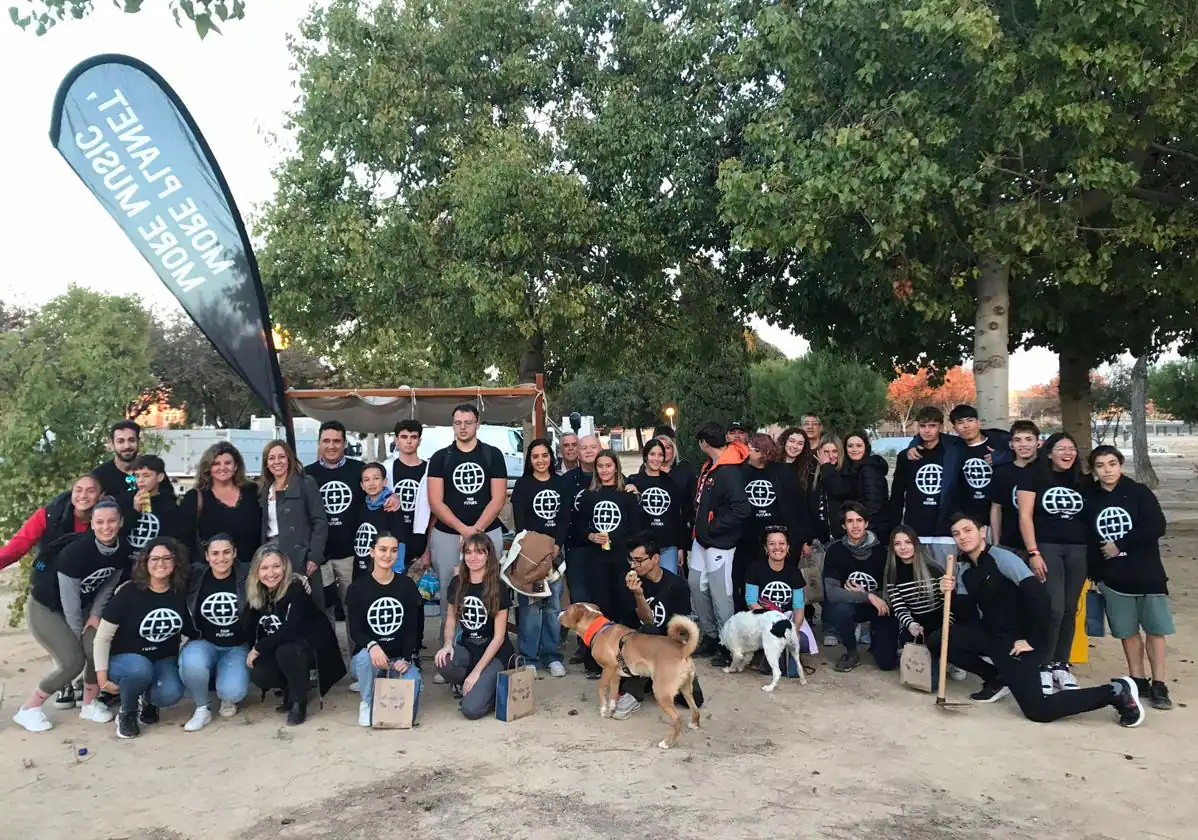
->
xmin=688 ymin=541 xmax=736 ymax=640
xmin=28 ymin=598 xmax=96 ymax=694
xmin=436 ymin=643 xmax=504 ymax=720
xmin=429 ymin=527 xmax=504 ymax=637
xmin=1041 ymin=543 xmax=1088 ymax=664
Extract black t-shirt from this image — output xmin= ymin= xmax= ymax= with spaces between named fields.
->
xmin=578 ymin=485 xmax=643 ymax=561
xmin=178 ymin=485 xmax=262 ymax=567
xmin=305 ymin=459 xmax=366 ymax=559
xmin=561 ymin=467 xmax=595 ymax=547
xmin=92 ymin=459 xmax=176 ymax=500
xmin=102 ymin=582 xmax=195 ymax=661
xmin=511 ymin=473 xmax=570 ymax=540
xmin=896 ymin=443 xmax=946 ymax=536
xmin=389 ymin=459 xmax=427 ymax=534
xmin=626 ymin=472 xmax=686 ymax=549
xmin=193 ymin=572 xmax=246 ymax=647
xmin=959 ymin=439 xmax=998 ymax=523
xmin=1022 ymin=468 xmax=1087 ymax=545
xmin=355 ymin=505 xmax=407 ymax=578
xmin=119 ymin=491 xmax=180 ymax=565
xmin=745 ymin=557 xmax=806 ymax=611
xmin=53 ymin=537 xmax=125 ymax=611
xmin=823 ymin=541 xmax=888 ymax=594
xmin=345 ymin=572 xmax=422 ymax=660
xmin=447 ymin=576 xmax=514 ymax=659
xmin=988 ymin=461 xmax=1030 ymax=551
xmin=428 ymin=441 xmax=508 ymax=534
xmin=637 ymin=568 xmax=691 ymax=630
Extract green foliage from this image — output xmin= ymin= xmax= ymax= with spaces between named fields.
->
xmin=9 ymin=0 xmax=245 ymax=37
xmin=557 ymin=373 xmax=675 ymax=436
xmin=675 ymin=337 xmax=753 ymax=465
xmin=1150 ymin=358 xmax=1198 ymax=423
xmin=751 ymin=352 xmax=888 ymax=436
xmin=0 ymin=287 xmax=154 ymax=625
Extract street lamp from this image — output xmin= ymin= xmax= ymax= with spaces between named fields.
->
xmin=664 ymin=405 xmax=676 ymax=430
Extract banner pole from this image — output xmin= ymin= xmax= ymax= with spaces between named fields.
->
xmin=281 ymin=377 xmax=297 ymax=451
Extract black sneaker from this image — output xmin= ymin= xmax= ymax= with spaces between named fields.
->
xmin=286 ymin=701 xmax=307 ymax=726
xmin=451 ymin=683 xmax=464 ymax=699
xmin=834 ymin=651 xmax=861 ymax=672
xmin=694 ymin=636 xmax=719 ymax=658
xmin=970 ymin=682 xmax=1011 ymax=703
xmin=584 ymin=668 xmax=602 ymax=680
xmin=53 ymin=685 xmax=76 ymax=710
xmin=137 ymin=694 xmax=159 ymax=726
xmin=1110 ymin=677 xmax=1145 ymax=727
xmin=97 ymin=690 xmax=119 ymax=708
xmin=116 ymin=710 xmax=140 ymax=739
xmin=1149 ymin=680 xmax=1173 ymax=711
xmin=1133 ymin=676 xmax=1152 ymax=696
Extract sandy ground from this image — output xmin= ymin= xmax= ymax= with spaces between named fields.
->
xmin=2 ymin=449 xmax=1197 ymax=840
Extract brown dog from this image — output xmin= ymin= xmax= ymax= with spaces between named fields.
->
xmin=559 ymin=602 xmax=701 ymax=749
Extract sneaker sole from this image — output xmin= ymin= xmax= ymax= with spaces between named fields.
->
xmin=612 ymin=707 xmax=641 ymax=721
xmin=1114 ymin=677 xmax=1145 ymax=727
xmin=972 ymin=686 xmax=1011 ymax=704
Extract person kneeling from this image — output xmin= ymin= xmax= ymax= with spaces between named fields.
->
xmin=822 ymin=503 xmax=898 ymax=672
xmin=435 ymin=534 xmax=513 ymax=719
xmin=347 ymin=533 xmax=423 ymax=727
xmin=943 ymin=512 xmax=1144 ymax=726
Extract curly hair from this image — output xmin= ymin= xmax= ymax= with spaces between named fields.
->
xmin=194 ymin=441 xmax=249 ymax=492
xmin=453 ymin=533 xmax=504 ymax=619
xmin=776 ymin=426 xmax=817 ymax=489
xmin=132 ymin=537 xmax=190 ymax=593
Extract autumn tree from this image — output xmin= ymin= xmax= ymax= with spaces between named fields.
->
xmin=886 ymin=367 xmax=976 ymax=430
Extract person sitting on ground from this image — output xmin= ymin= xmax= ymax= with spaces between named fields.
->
xmin=94 ymin=537 xmax=195 ymax=740
xmin=881 ymin=525 xmax=965 ymax=682
xmin=243 ymin=543 xmax=346 ymax=726
xmin=434 ymin=533 xmax=514 ymax=719
xmin=941 ymin=512 xmax=1144 ymax=726
xmin=1086 ymin=445 xmax=1173 ymax=711
xmin=178 ymin=534 xmax=251 ymax=732
xmin=611 ymin=531 xmax=705 ymax=721
xmin=822 ymin=502 xmax=898 ymax=672
xmin=346 ymin=533 xmax=423 ymax=727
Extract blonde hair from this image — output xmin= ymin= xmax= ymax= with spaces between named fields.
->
xmin=246 ymin=542 xmax=294 ymax=610
xmin=819 ymin=436 xmax=844 ymax=470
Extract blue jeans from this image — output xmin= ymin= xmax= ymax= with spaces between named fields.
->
xmin=178 ymin=640 xmax=251 ymax=707
xmin=109 ymin=653 xmax=185 ymax=714
xmin=517 ymin=576 xmax=564 ymax=666
xmin=351 ymin=648 xmax=422 ymax=722
xmin=658 ymin=546 xmax=679 ymax=574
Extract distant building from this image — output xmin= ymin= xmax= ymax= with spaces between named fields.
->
xmin=138 ymin=401 xmax=186 ymax=429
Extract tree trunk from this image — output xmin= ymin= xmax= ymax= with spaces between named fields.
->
xmin=518 ymin=332 xmax=545 ymax=452
xmin=635 ymin=426 xmax=645 ymax=451
xmin=1130 ymin=355 xmax=1159 ymax=488
xmin=1059 ymin=351 xmax=1094 ymax=461
xmin=974 ymin=257 xmax=1010 ymax=428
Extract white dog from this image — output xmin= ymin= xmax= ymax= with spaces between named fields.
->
xmin=719 ymin=609 xmax=806 ymax=692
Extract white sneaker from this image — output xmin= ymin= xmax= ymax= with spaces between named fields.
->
xmin=358 ymin=701 xmax=372 ymax=727
xmin=432 ymin=673 xmax=446 ymax=685
xmin=183 ymin=707 xmax=212 ymax=732
xmin=548 ymin=661 xmax=567 ymax=678
xmin=1054 ymin=665 xmax=1080 ymax=691
xmin=1040 ymin=667 xmax=1056 ymax=696
xmin=348 ymin=680 xmax=360 ymax=692
xmin=12 ymin=706 xmax=53 ymax=732
xmin=948 ymin=665 xmax=968 ymax=682
xmin=79 ymin=701 xmax=115 ymax=723
xmin=218 ymin=701 xmax=238 ymax=718
xmin=612 ymin=693 xmax=642 ymax=720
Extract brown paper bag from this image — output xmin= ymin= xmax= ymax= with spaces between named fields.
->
xmin=799 ymin=541 xmax=825 ymax=605
xmin=899 ymin=643 xmax=933 ymax=693
xmin=495 ymin=659 xmax=535 ymax=722
xmin=371 ymin=669 xmax=416 ymax=729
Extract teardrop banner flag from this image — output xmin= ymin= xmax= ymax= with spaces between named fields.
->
xmin=49 ymin=53 xmax=292 ymax=441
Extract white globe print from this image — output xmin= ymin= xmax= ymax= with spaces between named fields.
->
xmin=532 ymin=489 xmax=561 ymax=522
xmin=640 ymin=486 xmax=671 ymax=518
xmin=573 ymin=489 xmax=584 ymax=511
xmin=395 ymin=478 xmax=419 ymax=513
xmin=963 ymin=458 xmax=993 ymax=490
xmin=79 ymin=567 xmax=115 ymax=595
xmin=452 ymin=462 xmax=486 ymax=495
xmin=200 ymin=592 xmax=240 ymax=627
xmin=914 ymin=464 xmax=943 ymax=496
xmin=139 ymin=608 xmax=183 ymax=643
xmin=746 ymin=479 xmax=777 ymax=509
xmin=460 ymin=595 xmax=488 ymax=631
xmin=354 ymin=522 xmax=378 ymax=558
xmin=1096 ymin=506 xmax=1133 ymax=542
xmin=761 ymin=580 xmax=793 ymax=607
xmin=1012 ymin=485 xmax=1020 ymax=508
xmin=646 ymin=596 xmax=667 ymax=627
xmin=846 ymin=571 xmax=878 ymax=592
xmin=367 ymin=596 xmax=405 ymax=637
xmin=321 ymin=480 xmax=353 ymax=515
xmin=1042 ymin=486 xmax=1084 ymax=517
xmin=129 ymin=512 xmax=159 ymax=548
xmin=592 ymin=500 xmax=623 ymax=533
xmin=259 ymin=614 xmax=282 ymax=635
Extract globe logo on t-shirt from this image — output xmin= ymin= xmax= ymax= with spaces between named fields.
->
xmin=79 ymin=567 xmax=115 ymax=595
xmin=367 ymin=596 xmax=404 ymax=637
xmin=963 ymin=458 xmax=992 ymax=490
xmin=129 ymin=512 xmax=160 ymax=548
xmin=452 ymin=462 xmax=486 ymax=496
xmin=1096 ymin=506 xmax=1134 ymax=543
xmin=646 ymin=596 xmax=667 ymax=627
xmin=139 ymin=608 xmax=183 ymax=643
xmin=640 ymin=486 xmax=671 ymax=518
xmin=745 ymin=480 xmax=776 ymax=509
xmin=593 ymin=500 xmax=623 ymax=533
xmin=200 ymin=592 xmax=240 ymax=627
xmin=1012 ymin=485 xmax=1020 ymax=508
xmin=532 ymin=489 xmax=561 ymax=522
xmin=460 ymin=595 xmax=488 ymax=631
xmin=321 ymin=481 xmax=353 ymax=516
xmin=1042 ymin=486 xmax=1084 ymax=518
xmin=354 ymin=522 xmax=378 ymax=558
xmin=573 ymin=489 xmax=584 ymax=511
xmin=846 ymin=571 xmax=878 ymax=592
xmin=761 ymin=580 xmax=793 ymax=608
xmin=396 ymin=478 xmax=419 ymax=513
xmin=259 ymin=614 xmax=282 ymax=635
xmin=914 ymin=464 xmax=943 ymax=496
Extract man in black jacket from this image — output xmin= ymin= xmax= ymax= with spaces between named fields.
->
xmin=942 ymin=512 xmax=1144 ymax=726
xmin=689 ymin=421 xmax=751 ymax=662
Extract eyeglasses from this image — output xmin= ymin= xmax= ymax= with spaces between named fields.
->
xmin=628 ymin=555 xmax=651 ymax=566
xmin=147 ymin=554 xmax=174 ymax=564
xmin=452 ymin=420 xmax=477 ymax=428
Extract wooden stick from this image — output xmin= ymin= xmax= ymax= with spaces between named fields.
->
xmin=936 ymin=553 xmax=956 ymax=704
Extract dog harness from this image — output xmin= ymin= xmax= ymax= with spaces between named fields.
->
xmin=615 ymin=630 xmax=635 ymax=677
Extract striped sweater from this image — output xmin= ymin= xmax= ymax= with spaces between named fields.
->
xmin=886 ymin=563 xmax=952 ymax=635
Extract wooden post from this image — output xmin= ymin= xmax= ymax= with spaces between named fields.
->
xmin=534 ymin=373 xmax=546 ymax=439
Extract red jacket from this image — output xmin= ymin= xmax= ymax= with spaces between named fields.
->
xmin=0 ymin=505 xmax=88 ymax=571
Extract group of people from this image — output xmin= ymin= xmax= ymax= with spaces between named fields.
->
xmin=2 ymin=401 xmax=1175 ymax=737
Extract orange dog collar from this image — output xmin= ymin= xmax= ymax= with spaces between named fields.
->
xmin=581 ymin=614 xmax=614 ymax=648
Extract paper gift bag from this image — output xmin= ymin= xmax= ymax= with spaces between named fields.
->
xmin=900 ymin=643 xmax=934 ymax=693
xmin=372 ymin=669 xmax=416 ymax=729
xmin=495 ymin=660 xmax=535 ymax=723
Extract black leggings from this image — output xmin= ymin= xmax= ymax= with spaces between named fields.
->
xmin=947 ymin=623 xmax=1115 ymax=723
xmin=250 ymin=640 xmax=313 ymax=702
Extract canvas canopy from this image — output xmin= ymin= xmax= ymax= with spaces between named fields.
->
xmin=287 ymin=384 xmax=546 ymax=435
